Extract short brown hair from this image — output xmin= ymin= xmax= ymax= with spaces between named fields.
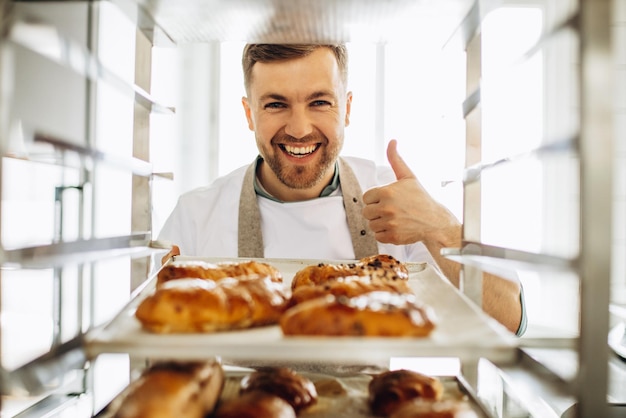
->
xmin=242 ymin=44 xmax=348 ymax=94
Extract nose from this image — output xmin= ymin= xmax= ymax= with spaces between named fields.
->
xmin=284 ymin=107 xmax=313 ymax=139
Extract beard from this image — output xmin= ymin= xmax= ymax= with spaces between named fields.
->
xmin=257 ymin=130 xmax=342 ymax=190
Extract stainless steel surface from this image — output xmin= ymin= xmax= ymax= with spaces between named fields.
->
xmin=442 ymin=243 xmax=576 ymax=283
xmin=8 ymin=18 xmax=174 ymax=115
xmin=1 ymin=233 xmax=153 ymax=269
xmin=3 ymin=336 xmax=86 ymax=396
xmin=452 ymin=0 xmax=618 ymax=416
xmin=11 ymin=394 xmax=88 ymax=418
xmin=577 ymin=0 xmax=613 ymax=416
xmin=461 ymin=30 xmax=484 ymax=310
xmin=31 ymin=133 xmax=154 ymax=177
xmin=462 ymin=139 xmax=575 ymax=185
xmin=131 ymin=24 xmax=155 ymax=292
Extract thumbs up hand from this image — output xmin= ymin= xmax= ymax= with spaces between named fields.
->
xmin=362 ymin=140 xmax=460 ymax=246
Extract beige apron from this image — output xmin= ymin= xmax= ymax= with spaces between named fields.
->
xmin=237 ymin=158 xmax=378 ymax=259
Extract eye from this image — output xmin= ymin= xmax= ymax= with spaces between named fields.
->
xmin=311 ymin=100 xmax=332 ymax=107
xmin=264 ymin=102 xmax=286 ymax=110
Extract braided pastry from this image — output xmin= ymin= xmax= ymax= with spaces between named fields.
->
xmin=135 ymin=276 xmax=289 ymax=333
xmin=280 ymin=291 xmax=436 ymax=337
xmin=291 ymin=254 xmax=409 ymax=290
xmin=288 ymin=274 xmax=412 ymax=307
xmin=158 ymin=260 xmax=282 ymax=286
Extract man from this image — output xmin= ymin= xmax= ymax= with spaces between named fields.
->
xmin=158 ymin=44 xmax=524 ymax=335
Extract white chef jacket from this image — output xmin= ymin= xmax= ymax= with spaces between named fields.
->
xmin=158 ymin=156 xmax=436 ymax=265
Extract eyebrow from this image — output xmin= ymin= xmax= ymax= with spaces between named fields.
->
xmin=259 ymin=93 xmax=288 ymax=102
xmin=306 ymin=90 xmax=337 ymax=101
xmin=258 ymin=90 xmax=337 ymax=103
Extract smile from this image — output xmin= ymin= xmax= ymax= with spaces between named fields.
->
xmin=281 ymin=144 xmax=319 ymax=157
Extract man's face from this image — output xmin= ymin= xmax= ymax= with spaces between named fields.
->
xmin=242 ymin=48 xmax=352 ymax=197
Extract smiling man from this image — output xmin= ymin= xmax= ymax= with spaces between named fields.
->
xmin=158 ymin=44 xmax=525 ymax=335
xmin=241 ymin=45 xmax=349 ymax=202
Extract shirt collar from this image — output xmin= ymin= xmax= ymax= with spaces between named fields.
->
xmin=253 ymin=155 xmax=340 ymax=202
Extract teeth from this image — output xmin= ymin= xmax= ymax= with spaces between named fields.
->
xmin=284 ymin=144 xmax=316 ymax=155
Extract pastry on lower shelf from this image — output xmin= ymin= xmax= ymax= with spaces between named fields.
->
xmin=291 ymin=254 xmax=409 ymax=290
xmin=213 ymin=391 xmax=296 ymax=418
xmin=158 ymin=259 xmax=283 ymax=285
xmin=135 ymin=275 xmax=289 ymax=333
xmin=280 ymin=291 xmax=436 ymax=337
xmin=368 ymin=369 xmax=444 ymax=417
xmin=389 ymin=399 xmax=479 ymax=418
xmin=239 ymin=367 xmax=318 ymax=413
xmin=112 ymin=360 xmax=224 ymax=418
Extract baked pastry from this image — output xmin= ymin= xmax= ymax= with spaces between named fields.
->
xmin=280 ymin=291 xmax=436 ymax=337
xmin=291 ymin=254 xmax=409 ymax=290
xmin=135 ymin=276 xmax=289 ymax=333
xmin=239 ymin=367 xmax=318 ymax=413
xmin=287 ymin=274 xmax=413 ymax=307
xmin=368 ymin=369 xmax=444 ymax=417
xmin=213 ymin=391 xmax=296 ymax=418
xmin=389 ymin=399 xmax=479 ymax=418
xmin=158 ymin=260 xmax=282 ymax=285
xmin=112 ymin=360 xmax=224 ymax=418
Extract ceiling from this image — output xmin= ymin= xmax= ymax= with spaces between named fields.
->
xmin=124 ymin=0 xmax=476 ymax=49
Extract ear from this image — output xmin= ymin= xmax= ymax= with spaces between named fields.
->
xmin=242 ymin=96 xmax=255 ymax=131
xmin=344 ymin=91 xmax=353 ymax=127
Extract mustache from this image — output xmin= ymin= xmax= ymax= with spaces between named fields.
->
xmin=272 ymin=131 xmax=325 ymax=144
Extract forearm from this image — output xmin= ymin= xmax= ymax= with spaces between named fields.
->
xmin=482 ymin=272 xmax=522 ymax=334
xmin=422 ymin=225 xmax=522 ymax=334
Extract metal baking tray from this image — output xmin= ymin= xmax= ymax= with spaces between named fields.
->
xmin=85 ymin=257 xmax=518 ymax=366
xmin=95 ymin=365 xmax=492 ymax=418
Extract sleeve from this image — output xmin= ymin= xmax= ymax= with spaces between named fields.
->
xmin=516 ymin=282 xmax=529 ymax=336
xmin=157 ymin=195 xmax=197 ymax=256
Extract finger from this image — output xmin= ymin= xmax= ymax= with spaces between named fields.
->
xmin=362 ymin=201 xmax=382 ymax=221
xmin=161 ymin=245 xmax=180 ymax=265
xmin=387 ymin=139 xmax=416 ymax=181
xmin=362 ymin=186 xmax=381 ymax=205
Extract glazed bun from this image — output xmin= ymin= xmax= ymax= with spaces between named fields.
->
xmin=390 ymin=399 xmax=479 ymax=418
xmin=239 ymin=367 xmax=318 ymax=413
xmin=213 ymin=391 xmax=296 ymax=418
xmin=368 ymin=369 xmax=444 ymax=417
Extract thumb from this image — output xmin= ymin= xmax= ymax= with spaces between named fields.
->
xmin=387 ymin=139 xmax=415 ymax=180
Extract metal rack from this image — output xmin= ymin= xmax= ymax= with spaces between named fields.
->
xmin=0 ymin=0 xmax=623 ymax=417
xmin=0 ymin=1 xmax=171 ymax=415
xmin=447 ymin=1 xmax=623 ymax=417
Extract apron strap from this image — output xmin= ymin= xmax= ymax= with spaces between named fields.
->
xmin=237 ymin=158 xmax=379 ymax=259
xmin=337 ymin=158 xmax=379 ymax=259
xmin=238 ymin=163 xmax=264 ymax=257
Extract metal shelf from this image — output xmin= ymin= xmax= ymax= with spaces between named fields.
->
xmin=442 ymin=242 xmax=576 ymax=282
xmin=461 ymin=10 xmax=577 ymax=118
xmin=8 ymin=18 xmax=174 ymax=116
xmin=1 ymin=233 xmax=169 ymax=269
xmin=462 ymin=137 xmax=576 ymax=185
xmin=3 ymin=131 xmax=153 ymax=177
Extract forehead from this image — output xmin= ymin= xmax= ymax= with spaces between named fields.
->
xmin=248 ymin=48 xmax=345 ymax=98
